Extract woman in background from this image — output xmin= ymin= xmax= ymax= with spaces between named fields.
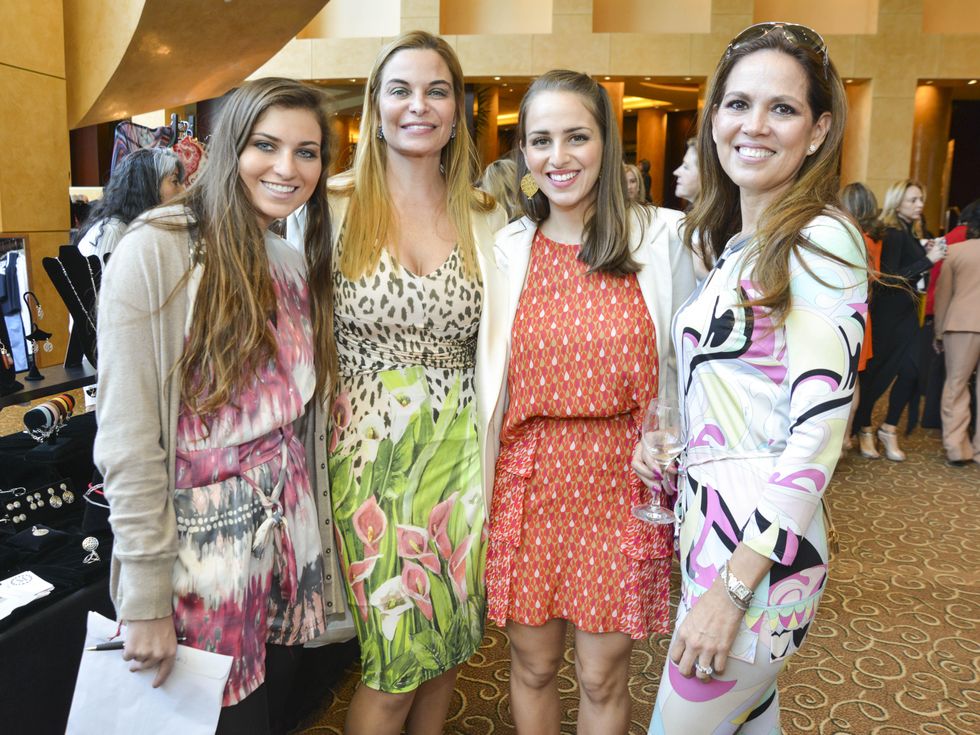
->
xmin=636 ymin=23 xmax=867 ymax=732
xmin=625 ymin=162 xmax=647 ymax=204
xmin=851 ymin=179 xmax=945 ymax=460
xmin=95 ymin=78 xmax=341 ymax=734
xmin=489 ymin=69 xmax=694 ymax=734
xmin=324 ymin=31 xmax=506 ymax=735
xmin=672 ymin=138 xmax=700 ymax=207
xmin=479 ymin=156 xmax=521 ymax=221
xmin=74 ymin=147 xmax=185 ymax=262
xmin=840 ymin=181 xmax=882 ymax=454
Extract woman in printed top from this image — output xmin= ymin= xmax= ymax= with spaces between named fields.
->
xmin=94 ymin=78 xmax=344 ymax=735
xmin=487 ymin=70 xmax=695 ymax=734
xmin=632 ymin=23 xmax=868 ymax=734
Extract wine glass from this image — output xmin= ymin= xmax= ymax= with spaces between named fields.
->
xmin=631 ymin=398 xmax=684 ymax=525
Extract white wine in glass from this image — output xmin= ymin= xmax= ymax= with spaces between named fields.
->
xmin=632 ymin=398 xmax=682 ymax=525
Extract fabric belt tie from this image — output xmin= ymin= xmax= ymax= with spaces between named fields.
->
xmin=175 ymin=425 xmax=300 ymax=603
xmin=490 ymin=416 xmax=671 ymax=563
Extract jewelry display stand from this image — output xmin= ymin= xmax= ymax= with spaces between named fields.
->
xmin=41 ymin=245 xmax=101 ymax=369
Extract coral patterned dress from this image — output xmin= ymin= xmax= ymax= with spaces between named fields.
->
xmin=486 ymin=230 xmax=672 ymax=639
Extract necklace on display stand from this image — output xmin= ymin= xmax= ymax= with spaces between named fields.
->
xmin=56 ymin=259 xmax=97 ymax=333
xmin=81 ymin=253 xmax=99 ymax=302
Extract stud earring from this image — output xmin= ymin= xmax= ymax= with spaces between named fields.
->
xmin=520 ymin=172 xmax=539 ymax=198
xmin=808 ymin=144 xmax=818 ymax=154
xmin=377 ymin=125 xmax=385 ymax=141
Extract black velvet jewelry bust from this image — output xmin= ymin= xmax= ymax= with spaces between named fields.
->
xmin=41 ymin=246 xmax=101 ymax=368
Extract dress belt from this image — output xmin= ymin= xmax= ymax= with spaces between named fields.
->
xmin=175 ymin=425 xmax=299 ymax=602
xmin=491 ymin=416 xmax=671 ymax=562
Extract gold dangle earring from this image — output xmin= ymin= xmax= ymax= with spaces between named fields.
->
xmin=520 ymin=172 xmax=539 ymax=198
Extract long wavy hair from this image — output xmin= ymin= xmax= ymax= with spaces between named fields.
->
xmin=516 ymin=70 xmax=642 ymax=275
xmin=879 ymin=179 xmax=925 ymax=238
xmin=334 ymin=30 xmax=493 ymax=280
xmin=158 ymin=77 xmax=334 ymax=414
xmin=686 ymin=27 xmax=860 ymax=320
xmin=71 ymin=148 xmax=184 ymax=249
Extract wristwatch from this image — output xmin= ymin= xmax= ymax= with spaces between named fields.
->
xmin=720 ymin=561 xmax=753 ymax=610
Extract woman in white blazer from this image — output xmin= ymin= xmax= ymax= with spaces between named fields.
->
xmin=483 ymin=70 xmax=695 ymax=734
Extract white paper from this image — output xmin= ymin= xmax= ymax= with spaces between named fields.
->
xmin=0 ymin=570 xmax=54 ymax=620
xmin=66 ymin=611 xmax=233 ymax=735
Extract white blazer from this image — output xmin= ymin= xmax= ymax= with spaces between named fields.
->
xmin=478 ymin=206 xmax=697 ymax=511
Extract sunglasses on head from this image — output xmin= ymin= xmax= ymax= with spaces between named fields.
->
xmin=726 ymin=22 xmax=829 ymax=78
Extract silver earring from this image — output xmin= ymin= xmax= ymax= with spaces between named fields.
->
xmin=450 ymin=122 xmax=456 ymax=140
xmin=808 ymin=144 xmax=817 ymax=154
xmin=377 ymin=125 xmax=385 ymax=141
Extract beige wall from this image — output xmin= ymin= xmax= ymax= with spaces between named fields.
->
xmin=255 ymin=1 xmax=980 ymax=215
xmin=0 ymin=0 xmax=71 ymax=366
xmin=911 ymin=84 xmax=952 ymax=229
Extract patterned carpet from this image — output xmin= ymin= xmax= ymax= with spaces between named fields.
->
xmin=296 ymin=425 xmax=979 ymax=734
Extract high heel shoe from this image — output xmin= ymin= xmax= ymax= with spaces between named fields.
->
xmin=857 ymin=430 xmax=880 ymax=459
xmin=876 ymin=428 xmax=906 ymax=461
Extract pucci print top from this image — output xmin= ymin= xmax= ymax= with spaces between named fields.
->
xmin=671 ymin=215 xmax=868 ymax=566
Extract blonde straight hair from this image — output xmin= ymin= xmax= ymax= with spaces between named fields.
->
xmin=879 ymin=179 xmax=925 ymax=238
xmin=335 ymin=30 xmax=493 ymax=280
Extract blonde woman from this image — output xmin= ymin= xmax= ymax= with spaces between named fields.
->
xmin=851 ymin=179 xmax=945 ymax=460
xmin=479 ymin=157 xmax=521 ymax=220
xmin=625 ymin=162 xmax=647 ymax=203
xmin=323 ymin=31 xmax=506 ymax=735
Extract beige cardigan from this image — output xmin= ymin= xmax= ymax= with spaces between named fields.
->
xmin=94 ymin=205 xmax=344 ymax=622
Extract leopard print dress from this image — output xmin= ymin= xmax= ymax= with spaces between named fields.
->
xmin=328 ymin=246 xmax=487 ymax=693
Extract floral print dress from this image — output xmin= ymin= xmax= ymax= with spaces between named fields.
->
xmin=329 ymin=246 xmax=486 ymax=693
xmin=172 ymin=231 xmax=326 ymax=707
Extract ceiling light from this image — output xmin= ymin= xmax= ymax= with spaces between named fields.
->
xmin=494 ymin=76 xmax=501 ymax=81
xmin=969 ymin=79 xmax=978 ymax=85
xmin=622 ymin=96 xmax=672 ymax=111
xmin=644 ymin=77 xmax=651 ymax=81
xmin=684 ymin=77 xmax=692 ymax=81
xmin=350 ymin=78 xmax=356 ymax=82
xmin=846 ymin=79 xmax=853 ymax=84
xmin=604 ymin=76 xmax=611 ymax=80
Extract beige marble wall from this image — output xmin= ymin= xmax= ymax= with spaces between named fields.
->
xmin=0 ymin=0 xmax=71 ymax=367
xmin=253 ymin=0 xmax=980 ymax=215
xmin=911 ymin=84 xmax=952 ymax=229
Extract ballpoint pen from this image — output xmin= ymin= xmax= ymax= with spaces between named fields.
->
xmin=85 ymin=637 xmax=187 ymax=652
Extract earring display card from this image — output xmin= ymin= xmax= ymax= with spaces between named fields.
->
xmin=0 ymin=570 xmax=55 ymax=620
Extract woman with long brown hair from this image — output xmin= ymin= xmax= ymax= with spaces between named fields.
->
xmin=94 ymin=78 xmax=342 ymax=734
xmin=487 ymin=69 xmax=695 ymax=733
xmin=323 ymin=31 xmax=506 ymax=734
xmin=634 ymin=23 xmax=868 ymax=732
